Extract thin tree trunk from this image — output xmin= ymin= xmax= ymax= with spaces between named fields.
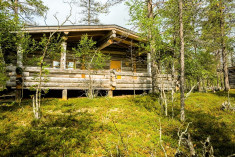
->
xmin=220 ymin=0 xmax=230 ymax=91
xmin=179 ymin=0 xmax=185 ymax=122
xmin=163 ymin=88 xmax=168 ymax=116
xmin=88 ymin=0 xmax=91 ymax=25
xmin=171 ymin=31 xmax=176 ymax=119
xmin=130 ymin=43 xmax=136 ymax=97
xmin=14 ymin=0 xmax=19 ymax=15
xmin=88 ymin=69 xmax=93 ymax=98
xmin=216 ymin=51 xmax=220 ymax=90
xmin=220 ymin=73 xmax=224 ymax=89
xmin=171 ymin=62 xmax=175 ymax=119
xmin=147 ymin=0 xmax=159 ymax=93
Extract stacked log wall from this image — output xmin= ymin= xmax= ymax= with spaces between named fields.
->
xmin=228 ymin=67 xmax=235 ymax=89
xmin=6 ymin=52 xmax=175 ymax=92
xmin=6 ymin=66 xmax=175 ymax=91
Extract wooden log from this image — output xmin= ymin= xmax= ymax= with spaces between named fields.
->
xmin=6 ymin=66 xmax=16 ymax=71
xmin=115 ymin=72 xmax=150 ymax=77
xmin=6 ymin=81 xmax=16 ymax=87
xmin=102 ymin=50 xmax=126 ymax=55
xmin=7 ymin=82 xmax=110 ymax=88
xmin=116 ymin=84 xmax=152 ymax=88
xmin=45 ymin=74 xmax=110 ymax=79
xmin=24 ymin=67 xmax=111 ymax=75
xmin=23 ymin=82 xmax=110 ymax=88
xmin=14 ymin=77 xmax=110 ymax=83
xmin=25 ymin=87 xmax=111 ymax=90
xmin=122 ymin=67 xmax=147 ymax=73
xmin=230 ymin=85 xmax=235 ymax=89
xmin=98 ymin=39 xmax=113 ymax=51
xmin=98 ymin=30 xmax=116 ymax=43
xmin=113 ymin=37 xmax=138 ymax=47
xmin=115 ymin=87 xmax=152 ymax=90
xmin=122 ymin=67 xmax=132 ymax=71
xmin=116 ymin=79 xmax=152 ymax=84
xmin=8 ymin=72 xmax=29 ymax=77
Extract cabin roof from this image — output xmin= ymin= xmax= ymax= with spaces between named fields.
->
xmin=24 ymin=25 xmax=136 ymax=34
xmin=24 ymin=25 xmax=144 ymax=52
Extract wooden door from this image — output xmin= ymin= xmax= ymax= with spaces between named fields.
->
xmin=110 ymin=60 xmax=121 ymax=79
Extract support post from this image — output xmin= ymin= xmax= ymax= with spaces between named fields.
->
xmin=62 ymin=89 xmax=67 ymax=100
xmin=108 ymin=90 xmax=113 ymax=97
xmin=16 ymin=45 xmax=23 ymax=102
xmin=60 ymin=33 xmax=68 ymax=70
xmin=147 ymin=52 xmax=151 ymax=75
xmin=17 ymin=45 xmax=23 ymax=67
xmin=60 ymin=41 xmax=67 ymax=69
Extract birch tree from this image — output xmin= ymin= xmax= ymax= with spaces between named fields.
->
xmin=73 ymin=34 xmax=109 ymax=98
xmin=127 ymin=0 xmax=166 ymax=93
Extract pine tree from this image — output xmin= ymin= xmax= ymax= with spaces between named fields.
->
xmin=3 ymin=0 xmax=48 ymax=23
xmin=202 ymin=0 xmax=234 ymax=91
xmin=0 ymin=1 xmax=17 ymax=90
xmin=75 ymin=0 xmax=125 ymax=25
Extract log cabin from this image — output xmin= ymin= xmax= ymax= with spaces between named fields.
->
xmin=228 ymin=66 xmax=235 ymax=89
xmin=5 ymin=25 xmax=174 ymax=99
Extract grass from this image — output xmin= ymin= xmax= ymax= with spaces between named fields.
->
xmin=0 ymin=90 xmax=234 ymax=156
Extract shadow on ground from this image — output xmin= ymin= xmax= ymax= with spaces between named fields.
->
xmin=171 ymin=109 xmax=235 ymax=157
xmin=0 ymin=112 xmax=94 ymax=156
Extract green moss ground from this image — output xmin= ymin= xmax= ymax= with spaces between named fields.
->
xmin=0 ymin=90 xmax=234 ymax=156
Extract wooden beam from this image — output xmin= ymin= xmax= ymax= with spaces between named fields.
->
xmin=115 ymin=42 xmax=130 ymax=48
xmin=97 ymin=30 xmax=117 ymax=51
xmin=101 ymin=50 xmax=126 ymax=55
xmin=97 ymin=39 xmax=113 ymax=51
xmin=98 ymin=30 xmax=116 ymax=43
xmin=113 ymin=37 xmax=139 ymax=47
xmin=64 ymin=31 xmax=69 ymax=35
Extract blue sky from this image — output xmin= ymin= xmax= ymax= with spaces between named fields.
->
xmin=36 ymin=0 xmax=132 ymax=29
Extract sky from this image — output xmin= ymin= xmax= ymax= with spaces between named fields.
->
xmin=36 ymin=0 xmax=132 ymax=29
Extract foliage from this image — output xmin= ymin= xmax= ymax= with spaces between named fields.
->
xmin=2 ymin=0 xmax=48 ymax=23
xmin=127 ymin=0 xmax=234 ymax=91
xmin=0 ymin=90 xmax=235 ymax=156
xmin=126 ymin=0 xmax=167 ymax=68
xmin=73 ymin=34 xmax=109 ymax=70
xmin=72 ymin=34 xmax=109 ymax=98
xmin=0 ymin=0 xmax=48 ymax=90
xmin=0 ymin=1 xmax=19 ymax=90
xmin=73 ymin=0 xmax=124 ymax=25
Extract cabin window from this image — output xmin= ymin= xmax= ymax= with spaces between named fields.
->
xmin=67 ymin=61 xmax=75 ymax=69
xmin=53 ymin=61 xmax=60 ymax=69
